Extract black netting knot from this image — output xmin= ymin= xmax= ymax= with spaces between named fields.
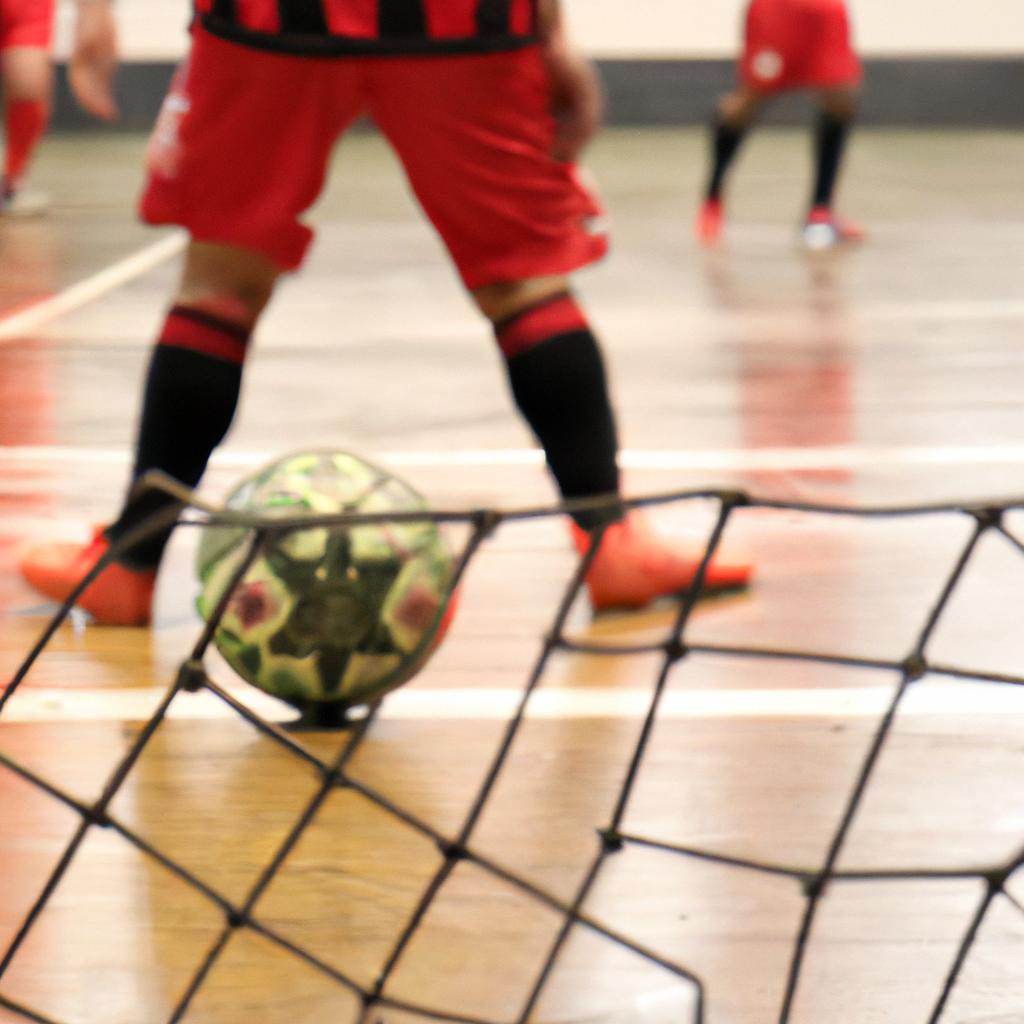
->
xmin=83 ymin=807 xmax=112 ymax=829
xmin=543 ymin=631 xmax=567 ymax=654
xmin=176 ymin=659 xmax=209 ymax=693
xmin=971 ymin=506 xmax=1005 ymax=531
xmin=225 ymin=908 xmax=246 ymax=929
xmin=437 ymin=840 xmax=467 ymax=863
xmin=719 ymin=490 xmax=751 ymax=511
xmin=802 ymin=875 xmax=828 ymax=900
xmin=665 ymin=640 xmax=689 ymax=663
xmin=902 ymin=653 xmax=928 ymax=682
xmin=471 ymin=508 xmax=502 ymax=541
xmin=599 ymin=828 xmax=624 ymax=853
xmin=985 ymin=870 xmax=1010 ymax=896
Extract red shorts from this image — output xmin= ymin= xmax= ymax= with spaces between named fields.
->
xmin=0 ymin=0 xmax=55 ymax=49
xmin=741 ymin=0 xmax=861 ymax=93
xmin=140 ymin=27 xmax=608 ymax=286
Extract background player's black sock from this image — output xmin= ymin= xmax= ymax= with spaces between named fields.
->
xmin=812 ymin=110 xmax=852 ymax=209
xmin=706 ymin=118 xmax=748 ymax=202
xmin=496 ymin=295 xmax=623 ymax=531
xmin=106 ymin=306 xmax=251 ymax=569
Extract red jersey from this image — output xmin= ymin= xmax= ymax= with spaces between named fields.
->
xmin=742 ymin=0 xmax=860 ymax=92
xmin=194 ymin=0 xmax=540 ymax=56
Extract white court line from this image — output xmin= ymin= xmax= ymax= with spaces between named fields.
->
xmin=0 ymin=214 xmax=1019 ymax=346
xmin=0 ymin=231 xmax=187 ymax=343
xmin=4 ymin=443 xmax=1024 ymax=473
xmin=2 ymin=684 xmax=1022 ymax=724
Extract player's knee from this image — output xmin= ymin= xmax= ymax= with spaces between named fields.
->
xmin=819 ymin=89 xmax=859 ymax=121
xmin=1 ymin=49 xmax=54 ymax=104
xmin=176 ymin=242 xmax=280 ymax=326
xmin=472 ymin=276 xmax=571 ymax=325
xmin=718 ymin=90 xmax=760 ymax=127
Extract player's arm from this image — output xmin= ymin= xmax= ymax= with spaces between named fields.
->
xmin=537 ymin=0 xmax=604 ymax=164
xmin=69 ymin=0 xmax=119 ymax=121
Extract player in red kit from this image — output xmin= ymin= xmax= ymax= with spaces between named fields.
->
xmin=1 ymin=0 xmax=118 ymax=214
xmin=696 ymin=0 xmax=864 ymax=248
xmin=19 ymin=0 xmax=752 ymax=625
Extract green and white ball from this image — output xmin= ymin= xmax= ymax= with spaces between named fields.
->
xmin=196 ymin=451 xmax=456 ymax=713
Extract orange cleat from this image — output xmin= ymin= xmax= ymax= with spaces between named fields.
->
xmin=18 ymin=527 xmax=156 ymax=626
xmin=802 ymin=206 xmax=865 ymax=250
xmin=696 ymin=198 xmax=724 ymax=245
xmin=570 ymin=514 xmax=752 ymax=612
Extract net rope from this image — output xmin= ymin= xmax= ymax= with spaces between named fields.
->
xmin=1 ymin=474 xmax=1022 ymax=1024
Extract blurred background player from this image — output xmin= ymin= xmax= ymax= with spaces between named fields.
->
xmin=1 ymin=0 xmax=117 ymax=215
xmin=18 ymin=0 xmax=752 ymax=626
xmin=697 ymin=0 xmax=864 ymax=249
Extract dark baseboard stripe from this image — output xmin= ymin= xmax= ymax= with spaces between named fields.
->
xmin=49 ymin=57 xmax=1024 ymax=132
xmin=599 ymin=58 xmax=1024 ymax=127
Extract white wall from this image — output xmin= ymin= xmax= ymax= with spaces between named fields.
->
xmin=55 ymin=2 xmax=192 ymax=60
xmin=56 ymin=0 xmax=1024 ymax=61
xmin=566 ymin=0 xmax=1024 ymax=58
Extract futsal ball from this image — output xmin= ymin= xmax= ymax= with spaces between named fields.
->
xmin=195 ymin=451 xmax=456 ymax=714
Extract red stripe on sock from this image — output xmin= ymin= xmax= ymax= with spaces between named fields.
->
xmin=4 ymin=100 xmax=48 ymax=185
xmin=495 ymin=295 xmax=589 ymax=359
xmin=158 ymin=307 xmax=250 ymax=365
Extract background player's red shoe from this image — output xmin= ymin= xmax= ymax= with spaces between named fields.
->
xmin=802 ymin=206 xmax=865 ymax=250
xmin=696 ymin=198 xmax=724 ymax=245
xmin=570 ymin=514 xmax=752 ymax=611
xmin=18 ymin=527 xmax=156 ymax=626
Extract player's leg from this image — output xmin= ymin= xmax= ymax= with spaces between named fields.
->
xmin=0 ymin=0 xmax=57 ymax=212
xmin=474 ymin=276 xmax=621 ymax=530
xmin=1 ymin=46 xmax=54 ymax=213
xmin=18 ymin=28 xmax=363 ymax=624
xmin=698 ymin=85 xmax=764 ymax=244
xmin=473 ymin=276 xmax=751 ymax=608
xmin=18 ymin=241 xmax=280 ymax=625
xmin=369 ymin=55 xmax=617 ymax=522
xmin=797 ymin=1 xmax=863 ymax=246
xmin=103 ymin=242 xmax=279 ymax=562
xmin=698 ymin=0 xmax=791 ymax=244
xmin=371 ymin=52 xmax=751 ymax=608
xmin=368 ymin=50 xmax=612 ymax=522
xmin=803 ymin=85 xmax=864 ymax=247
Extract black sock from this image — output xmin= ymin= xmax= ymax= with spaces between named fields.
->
xmin=812 ymin=110 xmax=852 ymax=209
xmin=107 ymin=306 xmax=251 ymax=568
xmin=495 ymin=294 xmax=622 ymax=531
xmin=707 ymin=118 xmax=747 ymax=202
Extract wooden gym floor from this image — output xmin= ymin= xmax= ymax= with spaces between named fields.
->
xmin=1 ymin=127 xmax=1023 ymax=1024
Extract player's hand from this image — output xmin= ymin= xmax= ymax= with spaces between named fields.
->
xmin=543 ymin=43 xmax=604 ymax=165
xmin=69 ymin=0 xmax=119 ymax=121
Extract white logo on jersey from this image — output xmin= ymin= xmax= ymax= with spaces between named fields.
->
xmin=752 ymin=49 xmax=785 ymax=82
xmin=146 ymin=64 xmax=192 ymax=180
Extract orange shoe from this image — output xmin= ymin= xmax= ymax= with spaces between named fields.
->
xmin=802 ymin=206 xmax=865 ymax=249
xmin=696 ymin=198 xmax=724 ymax=245
xmin=571 ymin=515 xmax=752 ymax=611
xmin=18 ymin=527 xmax=156 ymax=626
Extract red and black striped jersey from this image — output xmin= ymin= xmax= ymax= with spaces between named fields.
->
xmin=195 ymin=0 xmax=541 ymax=56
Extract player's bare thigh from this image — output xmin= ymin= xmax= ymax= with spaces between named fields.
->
xmin=1 ymin=46 xmax=53 ymax=104
xmin=177 ymin=239 xmax=564 ymax=329
xmin=716 ymin=83 xmax=858 ymax=126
